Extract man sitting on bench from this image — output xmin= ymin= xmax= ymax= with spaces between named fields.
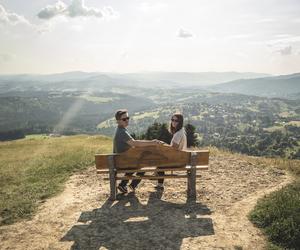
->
xmin=113 ymin=109 xmax=163 ymax=193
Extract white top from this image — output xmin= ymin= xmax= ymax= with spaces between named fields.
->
xmin=170 ymin=127 xmax=187 ymax=150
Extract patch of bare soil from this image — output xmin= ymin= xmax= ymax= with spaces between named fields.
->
xmin=0 ymin=155 xmax=292 ymax=250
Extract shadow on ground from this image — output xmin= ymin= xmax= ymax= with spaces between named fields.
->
xmin=61 ymin=191 xmax=214 ymax=250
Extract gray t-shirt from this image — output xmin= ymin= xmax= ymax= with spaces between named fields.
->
xmin=113 ymin=126 xmax=133 ymax=153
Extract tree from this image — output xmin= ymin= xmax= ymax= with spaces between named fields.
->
xmin=185 ymin=123 xmax=199 ymax=147
xmin=144 ymin=122 xmax=172 ymax=144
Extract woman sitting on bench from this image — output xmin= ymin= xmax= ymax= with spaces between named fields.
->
xmin=155 ymin=113 xmax=187 ymax=190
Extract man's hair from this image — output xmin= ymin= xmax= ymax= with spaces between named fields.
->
xmin=115 ymin=109 xmax=128 ymax=120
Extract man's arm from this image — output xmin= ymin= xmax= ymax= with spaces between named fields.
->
xmin=126 ymin=139 xmax=163 ymax=147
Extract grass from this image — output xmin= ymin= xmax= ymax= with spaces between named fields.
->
xmin=0 ymin=135 xmax=112 ymax=226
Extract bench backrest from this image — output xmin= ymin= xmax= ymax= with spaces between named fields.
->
xmin=95 ymin=144 xmax=209 ymax=170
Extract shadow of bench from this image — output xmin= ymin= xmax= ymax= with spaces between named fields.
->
xmin=61 ymin=191 xmax=214 ymax=250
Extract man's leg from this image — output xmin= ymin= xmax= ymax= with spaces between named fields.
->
xmin=129 ymin=171 xmax=145 ymax=189
xmin=118 ymin=172 xmax=134 ymax=191
xmin=157 ymin=167 xmax=165 ymax=185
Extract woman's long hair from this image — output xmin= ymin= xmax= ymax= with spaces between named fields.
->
xmin=169 ymin=113 xmax=184 ymax=134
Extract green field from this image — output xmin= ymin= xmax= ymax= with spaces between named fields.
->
xmin=80 ymin=96 xmax=115 ymax=103
xmin=0 ymin=135 xmax=112 ymax=226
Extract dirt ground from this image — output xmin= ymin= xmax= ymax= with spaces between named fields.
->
xmin=0 ymin=154 xmax=292 ymax=250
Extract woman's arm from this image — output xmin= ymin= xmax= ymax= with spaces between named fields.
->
xmin=126 ymin=139 xmax=163 ymax=147
xmin=171 ymin=142 xmax=180 ymax=149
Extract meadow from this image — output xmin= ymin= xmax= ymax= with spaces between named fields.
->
xmin=0 ymin=135 xmax=111 ymax=225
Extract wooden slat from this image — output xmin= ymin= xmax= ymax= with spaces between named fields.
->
xmin=95 ymin=153 xmax=118 ymax=169
xmin=186 ymin=165 xmax=209 ymax=170
xmin=96 ymin=165 xmax=208 ymax=175
xmin=95 ymin=145 xmax=209 ymax=169
xmin=103 ymin=174 xmax=203 ymax=181
xmin=96 ymin=169 xmax=110 ymax=174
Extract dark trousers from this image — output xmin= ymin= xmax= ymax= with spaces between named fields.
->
xmin=119 ymin=171 xmax=145 ymax=188
xmin=157 ymin=167 xmax=165 ymax=184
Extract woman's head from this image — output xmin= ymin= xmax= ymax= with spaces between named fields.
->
xmin=170 ymin=113 xmax=184 ymax=134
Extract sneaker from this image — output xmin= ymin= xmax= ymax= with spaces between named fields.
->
xmin=154 ymin=183 xmax=164 ymax=190
xmin=117 ymin=185 xmax=128 ymax=194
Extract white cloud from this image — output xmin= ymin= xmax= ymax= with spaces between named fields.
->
xmin=138 ymin=2 xmax=167 ymax=12
xmin=254 ymin=18 xmax=275 ymax=23
xmin=37 ymin=0 xmax=118 ymax=20
xmin=177 ymin=28 xmax=193 ymax=38
xmin=68 ymin=0 xmax=102 ymax=18
xmin=277 ymin=46 xmax=292 ymax=56
xmin=225 ymin=34 xmax=254 ymax=41
xmin=103 ymin=6 xmax=119 ymax=20
xmin=268 ymin=35 xmax=300 ymax=45
xmin=0 ymin=4 xmax=30 ymax=25
xmin=0 ymin=53 xmax=15 ymax=63
xmin=37 ymin=1 xmax=67 ymax=19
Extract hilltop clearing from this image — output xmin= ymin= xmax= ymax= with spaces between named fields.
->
xmin=0 ymin=136 xmax=294 ymax=249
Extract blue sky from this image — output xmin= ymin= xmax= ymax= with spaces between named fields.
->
xmin=1 ymin=0 xmax=300 ymax=74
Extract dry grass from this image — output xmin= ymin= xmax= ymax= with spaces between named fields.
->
xmin=0 ymin=135 xmax=112 ymax=226
xmin=208 ymin=146 xmax=300 ymax=177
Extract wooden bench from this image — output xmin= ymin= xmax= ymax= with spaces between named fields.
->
xmin=95 ymin=144 xmax=209 ymax=201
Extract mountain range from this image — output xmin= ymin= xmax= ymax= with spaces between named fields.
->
xmin=0 ymin=71 xmax=299 ymax=99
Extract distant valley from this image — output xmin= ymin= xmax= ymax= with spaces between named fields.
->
xmin=0 ymin=71 xmax=299 ymax=159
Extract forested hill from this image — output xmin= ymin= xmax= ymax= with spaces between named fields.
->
xmin=0 ymin=91 xmax=154 ymax=136
xmin=210 ymin=73 xmax=300 ymax=98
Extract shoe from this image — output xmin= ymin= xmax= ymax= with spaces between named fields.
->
xmin=154 ymin=183 xmax=164 ymax=190
xmin=128 ymin=184 xmax=136 ymax=192
xmin=117 ymin=185 xmax=128 ymax=194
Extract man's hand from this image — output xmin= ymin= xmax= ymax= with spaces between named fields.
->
xmin=152 ymin=139 xmax=164 ymax=145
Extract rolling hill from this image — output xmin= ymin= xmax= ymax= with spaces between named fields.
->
xmin=0 ymin=71 xmax=270 ymax=93
xmin=210 ymin=73 xmax=300 ymax=98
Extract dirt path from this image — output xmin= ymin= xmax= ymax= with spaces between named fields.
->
xmin=0 ymin=154 xmax=293 ymax=250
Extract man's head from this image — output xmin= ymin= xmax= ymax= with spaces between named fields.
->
xmin=115 ymin=109 xmax=130 ymax=127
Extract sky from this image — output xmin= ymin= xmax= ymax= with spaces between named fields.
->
xmin=0 ymin=0 xmax=300 ymax=75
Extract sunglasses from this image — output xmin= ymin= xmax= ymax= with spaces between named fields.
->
xmin=171 ymin=118 xmax=179 ymax=122
xmin=121 ymin=117 xmax=130 ymax=121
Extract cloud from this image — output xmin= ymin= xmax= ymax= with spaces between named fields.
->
xmin=37 ymin=1 xmax=67 ymax=19
xmin=0 ymin=53 xmax=15 ymax=63
xmin=138 ymin=2 xmax=167 ymax=12
xmin=37 ymin=0 xmax=118 ymax=20
xmin=177 ymin=28 xmax=193 ymax=38
xmin=0 ymin=4 xmax=30 ymax=25
xmin=267 ymin=35 xmax=300 ymax=46
xmin=225 ymin=34 xmax=254 ymax=41
xmin=277 ymin=46 xmax=292 ymax=56
xmin=68 ymin=0 xmax=102 ymax=18
xmin=254 ymin=18 xmax=275 ymax=23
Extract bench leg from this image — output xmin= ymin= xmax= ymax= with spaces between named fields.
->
xmin=187 ymin=166 xmax=196 ymax=200
xmin=108 ymin=156 xmax=116 ymax=201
